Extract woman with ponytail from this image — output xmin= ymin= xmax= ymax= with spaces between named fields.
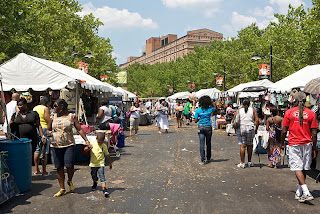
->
xmin=232 ymin=98 xmax=259 ymax=168
xmin=281 ymin=91 xmax=318 ymax=202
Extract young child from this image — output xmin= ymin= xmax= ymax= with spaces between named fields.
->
xmin=85 ymin=132 xmax=112 ymax=197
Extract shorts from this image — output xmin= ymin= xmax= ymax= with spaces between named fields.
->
xmin=184 ymin=113 xmax=190 ymax=120
xmin=176 ymin=112 xmax=183 ymax=119
xmin=91 ymin=166 xmax=106 ymax=183
xmin=130 ymin=117 xmax=140 ymax=130
xmin=35 ymin=128 xmax=50 ymax=155
xmin=52 ymin=145 xmax=75 ymax=168
xmin=289 ymin=143 xmax=312 ymax=171
xmin=236 ymin=125 xmax=255 ymax=145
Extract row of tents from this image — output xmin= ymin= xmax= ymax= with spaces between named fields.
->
xmin=0 ymin=53 xmax=136 ymax=100
xmin=1 ymin=53 xmax=320 ymax=101
xmin=167 ymin=64 xmax=320 ymax=100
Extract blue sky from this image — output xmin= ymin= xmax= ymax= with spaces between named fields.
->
xmin=76 ymin=0 xmax=313 ymax=65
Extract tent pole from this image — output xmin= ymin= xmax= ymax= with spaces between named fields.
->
xmin=75 ymin=80 xmax=79 ymax=118
xmin=0 ymin=78 xmax=9 ymax=134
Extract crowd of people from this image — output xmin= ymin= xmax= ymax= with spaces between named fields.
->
xmin=1 ymin=89 xmax=319 ymax=203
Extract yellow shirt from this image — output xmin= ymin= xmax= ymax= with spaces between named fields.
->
xmin=33 ymin=105 xmax=47 ymax=128
xmin=89 ymin=140 xmax=109 ymax=167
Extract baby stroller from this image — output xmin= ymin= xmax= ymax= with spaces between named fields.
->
xmin=108 ymin=123 xmax=122 ymax=158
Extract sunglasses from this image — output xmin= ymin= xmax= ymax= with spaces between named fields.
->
xmin=53 ymin=104 xmax=59 ymax=108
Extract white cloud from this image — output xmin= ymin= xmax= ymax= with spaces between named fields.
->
xmin=78 ymin=3 xmax=158 ymax=29
xmin=162 ymin=0 xmax=223 ymax=17
xmin=112 ymin=52 xmax=121 ymax=59
xmin=223 ymin=11 xmax=277 ymax=36
xmin=269 ymin=0 xmax=305 ymax=14
xmin=252 ymin=6 xmax=274 ymax=19
xmin=231 ymin=12 xmax=257 ymax=29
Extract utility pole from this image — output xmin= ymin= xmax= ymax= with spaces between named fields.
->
xmin=223 ymin=64 xmax=226 ymax=91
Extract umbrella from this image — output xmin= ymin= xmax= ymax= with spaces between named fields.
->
xmin=304 ymin=77 xmax=320 ymax=94
xmin=241 ymin=86 xmax=268 ymax=92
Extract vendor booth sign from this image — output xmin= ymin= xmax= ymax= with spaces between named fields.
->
xmin=259 ymin=63 xmax=270 ymax=79
xmin=216 ymin=77 xmax=223 ymax=87
xmin=0 ymin=154 xmax=19 ymax=204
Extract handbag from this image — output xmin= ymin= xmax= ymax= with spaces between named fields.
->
xmin=125 ymin=111 xmax=131 ymax=118
xmin=231 ymin=110 xmax=240 ymax=129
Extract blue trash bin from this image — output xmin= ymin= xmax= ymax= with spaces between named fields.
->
xmin=0 ymin=138 xmax=32 ymax=192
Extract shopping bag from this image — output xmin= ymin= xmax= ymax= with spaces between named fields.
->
xmin=231 ymin=110 xmax=240 ymax=129
xmin=262 ymin=131 xmax=269 ymax=149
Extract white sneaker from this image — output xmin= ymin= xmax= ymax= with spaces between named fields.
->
xmin=247 ymin=162 xmax=254 ymax=167
xmin=298 ymin=193 xmax=314 ymax=202
xmin=237 ymin=163 xmax=246 ymax=168
xmin=294 ymin=193 xmax=301 ymax=200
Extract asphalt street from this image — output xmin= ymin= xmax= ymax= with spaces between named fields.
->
xmin=1 ymin=120 xmax=320 ymax=214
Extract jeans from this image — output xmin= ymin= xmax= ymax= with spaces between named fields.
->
xmin=91 ymin=166 xmax=106 ymax=183
xmin=198 ymin=125 xmax=213 ymax=162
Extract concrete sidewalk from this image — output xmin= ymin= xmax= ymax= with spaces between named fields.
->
xmin=1 ymin=121 xmax=320 ymax=214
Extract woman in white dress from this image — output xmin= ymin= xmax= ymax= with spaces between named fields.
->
xmin=157 ymin=100 xmax=169 ymax=134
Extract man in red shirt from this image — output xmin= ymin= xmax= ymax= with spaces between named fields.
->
xmin=281 ymin=92 xmax=318 ymax=202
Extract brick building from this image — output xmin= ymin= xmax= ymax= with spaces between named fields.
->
xmin=119 ymin=29 xmax=223 ymax=69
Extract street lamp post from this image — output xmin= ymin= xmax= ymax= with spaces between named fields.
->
xmin=223 ymin=64 xmax=226 ymax=92
xmin=252 ymin=45 xmax=272 ymax=82
xmin=270 ymin=45 xmax=272 ymax=82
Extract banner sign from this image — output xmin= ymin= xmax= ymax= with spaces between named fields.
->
xmin=0 ymin=154 xmax=20 ymax=204
xmin=216 ymin=77 xmax=223 ymax=86
xmin=77 ymin=61 xmax=88 ymax=73
xmin=100 ymin=75 xmax=108 ymax=81
xmin=259 ymin=63 xmax=270 ymax=79
xmin=168 ymin=87 xmax=173 ymax=93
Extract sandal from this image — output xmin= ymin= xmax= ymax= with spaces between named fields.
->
xmin=53 ymin=189 xmax=66 ymax=197
xmin=67 ymin=181 xmax=75 ymax=192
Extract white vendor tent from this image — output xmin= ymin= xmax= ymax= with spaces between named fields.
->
xmin=227 ymin=79 xmax=273 ymax=98
xmin=0 ymin=53 xmax=118 ymax=93
xmin=195 ymin=88 xmax=221 ymax=99
xmin=228 ymin=79 xmax=273 ymax=93
xmin=115 ymin=87 xmax=136 ymax=100
xmin=269 ymin=64 xmax=320 ymax=93
xmin=167 ymin=91 xmax=191 ymax=100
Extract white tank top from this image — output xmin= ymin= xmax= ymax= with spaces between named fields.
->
xmin=130 ymin=107 xmax=141 ymax=118
xmin=239 ymin=107 xmax=254 ymax=126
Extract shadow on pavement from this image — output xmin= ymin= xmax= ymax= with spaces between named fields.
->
xmin=0 ymin=183 xmax=52 ymax=213
xmin=75 ymin=186 xmax=126 ymax=195
xmin=211 ymin=159 xmax=229 ymax=162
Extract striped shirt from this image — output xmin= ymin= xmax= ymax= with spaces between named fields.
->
xmin=50 ymin=113 xmax=75 ymax=148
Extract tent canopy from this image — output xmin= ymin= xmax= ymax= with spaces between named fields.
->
xmin=0 ymin=53 xmax=117 ymax=93
xmin=115 ymin=87 xmax=136 ymax=100
xmin=167 ymin=91 xmax=191 ymax=100
xmin=227 ymin=79 xmax=273 ymax=93
xmin=195 ymin=88 xmax=221 ymax=99
xmin=269 ymin=64 xmax=320 ymax=93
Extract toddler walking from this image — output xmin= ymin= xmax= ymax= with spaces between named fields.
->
xmin=85 ymin=132 xmax=112 ymax=197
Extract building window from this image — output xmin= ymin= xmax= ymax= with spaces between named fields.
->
xmin=198 ymin=36 xmax=201 ymax=40
xmin=210 ymin=37 xmax=213 ymax=40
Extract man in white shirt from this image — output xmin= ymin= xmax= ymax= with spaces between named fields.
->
xmin=3 ymin=93 xmax=20 ymax=136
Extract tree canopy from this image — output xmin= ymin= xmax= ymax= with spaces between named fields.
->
xmin=0 ymin=0 xmax=118 ymax=85
xmin=126 ymin=1 xmax=320 ymax=97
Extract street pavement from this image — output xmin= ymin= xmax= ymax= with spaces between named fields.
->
xmin=1 ymin=119 xmax=320 ymax=214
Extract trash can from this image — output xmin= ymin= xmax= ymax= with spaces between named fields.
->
xmin=0 ymin=138 xmax=32 ymax=192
